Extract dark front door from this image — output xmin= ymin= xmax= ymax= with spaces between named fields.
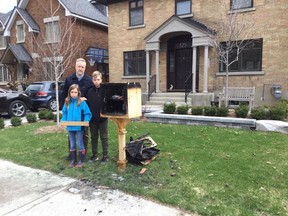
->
xmin=167 ymin=35 xmax=194 ymax=91
xmin=175 ymin=48 xmax=192 ymax=90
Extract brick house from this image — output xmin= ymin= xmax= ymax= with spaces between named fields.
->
xmin=97 ymin=0 xmax=288 ymax=107
xmin=0 ymin=0 xmax=108 ymax=90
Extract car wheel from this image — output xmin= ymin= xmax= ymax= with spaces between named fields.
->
xmin=8 ymin=100 xmax=27 ymax=117
xmin=48 ymin=98 xmax=57 ymax=112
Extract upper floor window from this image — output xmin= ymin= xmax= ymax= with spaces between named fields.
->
xmin=124 ymin=50 xmax=146 ymax=76
xmin=16 ymin=20 xmax=25 ymax=43
xmin=176 ymin=0 xmax=191 ymax=16
xmin=44 ymin=16 xmax=60 ymax=43
xmin=0 ymin=31 xmax=6 ymax=49
xmin=219 ymin=38 xmax=262 ymax=72
xmin=231 ymin=0 xmax=253 ymax=10
xmin=129 ymin=0 xmax=144 ymax=26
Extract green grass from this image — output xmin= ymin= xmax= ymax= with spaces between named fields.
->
xmin=0 ymin=120 xmax=288 ymax=215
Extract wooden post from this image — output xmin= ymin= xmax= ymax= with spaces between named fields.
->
xmin=111 ymin=118 xmax=131 ymax=172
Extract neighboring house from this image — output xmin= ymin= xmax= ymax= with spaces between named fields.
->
xmin=0 ymin=11 xmax=12 ymax=84
xmin=97 ymin=0 xmax=288 ymax=107
xmin=0 ymin=0 xmax=108 ymax=89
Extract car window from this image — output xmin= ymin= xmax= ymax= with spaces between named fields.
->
xmin=59 ymin=82 xmax=64 ymax=90
xmin=26 ymin=84 xmax=44 ymax=92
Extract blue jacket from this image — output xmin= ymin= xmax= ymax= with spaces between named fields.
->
xmin=61 ymin=98 xmax=92 ymax=131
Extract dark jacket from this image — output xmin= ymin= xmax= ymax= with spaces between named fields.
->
xmin=61 ymin=73 xmax=93 ymax=104
xmin=86 ymin=85 xmax=107 ymax=123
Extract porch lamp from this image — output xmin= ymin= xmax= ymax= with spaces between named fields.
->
xmin=86 ymin=54 xmax=95 ymax=66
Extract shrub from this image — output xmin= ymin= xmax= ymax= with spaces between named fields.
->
xmin=38 ymin=109 xmax=54 ymax=120
xmin=249 ymin=106 xmax=268 ymax=120
xmin=235 ymin=104 xmax=249 ymax=118
xmin=0 ymin=118 xmax=4 ymax=129
xmin=216 ymin=106 xmax=229 ymax=117
xmin=26 ymin=113 xmax=37 ymax=123
xmin=176 ymin=105 xmax=190 ymax=115
xmin=163 ymin=102 xmax=176 ymax=114
xmin=269 ymin=103 xmax=287 ymax=121
xmin=191 ymin=106 xmax=203 ymax=115
xmin=204 ymin=106 xmax=217 ymax=116
xmin=10 ymin=117 xmax=22 ymax=126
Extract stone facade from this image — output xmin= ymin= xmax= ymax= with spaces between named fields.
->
xmin=107 ymin=0 xmax=288 ymax=107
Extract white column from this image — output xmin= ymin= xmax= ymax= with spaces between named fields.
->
xmin=192 ymin=46 xmax=197 ymax=93
xmin=203 ymin=45 xmax=209 ymax=93
xmin=155 ymin=50 xmax=160 ymax=92
xmin=146 ymin=51 xmax=150 ymax=94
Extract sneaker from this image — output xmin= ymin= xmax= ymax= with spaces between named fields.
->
xmin=100 ymin=156 xmax=108 ymax=165
xmin=88 ymin=155 xmax=99 ymax=163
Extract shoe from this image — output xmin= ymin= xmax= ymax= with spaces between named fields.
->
xmin=100 ymin=156 xmax=108 ymax=165
xmin=88 ymin=155 xmax=99 ymax=163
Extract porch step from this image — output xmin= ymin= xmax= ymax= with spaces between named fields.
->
xmin=146 ymin=92 xmax=191 ymax=107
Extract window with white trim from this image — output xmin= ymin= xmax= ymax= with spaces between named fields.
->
xmin=129 ymin=0 xmax=144 ymax=26
xmin=124 ymin=50 xmax=146 ymax=76
xmin=231 ymin=0 xmax=253 ymax=10
xmin=43 ymin=56 xmax=63 ymax=80
xmin=0 ymin=30 xmax=6 ymax=48
xmin=176 ymin=0 xmax=191 ymax=16
xmin=16 ymin=20 xmax=25 ymax=43
xmin=0 ymin=65 xmax=9 ymax=82
xmin=44 ymin=16 xmax=60 ymax=43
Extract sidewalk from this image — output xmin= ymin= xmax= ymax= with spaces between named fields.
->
xmin=0 ymin=160 xmax=192 ymax=216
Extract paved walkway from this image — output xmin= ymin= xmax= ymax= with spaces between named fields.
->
xmin=0 ymin=160 xmax=192 ymax=216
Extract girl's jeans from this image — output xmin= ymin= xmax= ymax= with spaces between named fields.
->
xmin=68 ymin=130 xmax=84 ymax=151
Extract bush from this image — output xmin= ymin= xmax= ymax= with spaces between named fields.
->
xmin=235 ymin=104 xmax=249 ymax=118
xmin=0 ymin=118 xmax=4 ymax=129
xmin=10 ymin=117 xmax=22 ymax=126
xmin=163 ymin=102 xmax=176 ymax=114
xmin=191 ymin=106 xmax=203 ymax=115
xmin=204 ymin=106 xmax=217 ymax=116
xmin=250 ymin=107 xmax=269 ymax=120
xmin=26 ymin=113 xmax=37 ymax=123
xmin=216 ymin=106 xmax=229 ymax=117
xmin=176 ymin=105 xmax=190 ymax=115
xmin=269 ymin=103 xmax=287 ymax=120
xmin=38 ymin=109 xmax=54 ymax=120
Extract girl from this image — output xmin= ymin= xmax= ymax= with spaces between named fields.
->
xmin=61 ymin=84 xmax=92 ymax=168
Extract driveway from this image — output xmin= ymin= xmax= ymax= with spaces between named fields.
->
xmin=0 ymin=160 xmax=193 ymax=216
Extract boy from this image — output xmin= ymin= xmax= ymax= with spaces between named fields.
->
xmin=86 ymin=71 xmax=109 ymax=164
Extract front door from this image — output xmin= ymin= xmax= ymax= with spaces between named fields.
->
xmin=167 ymin=34 xmax=196 ymax=91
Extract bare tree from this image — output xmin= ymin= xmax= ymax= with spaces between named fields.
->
xmin=29 ymin=0 xmax=83 ymax=125
xmin=209 ymin=1 xmax=256 ymax=107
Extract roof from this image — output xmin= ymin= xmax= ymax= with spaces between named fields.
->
xmin=182 ymin=17 xmax=215 ymax=35
xmin=0 ymin=11 xmax=12 ymax=27
xmin=59 ymin=0 xmax=108 ymax=25
xmin=0 ymin=44 xmax=32 ymax=64
xmin=16 ymin=8 xmax=40 ymax=32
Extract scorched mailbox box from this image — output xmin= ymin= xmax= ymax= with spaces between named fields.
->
xmin=100 ymin=82 xmax=142 ymax=118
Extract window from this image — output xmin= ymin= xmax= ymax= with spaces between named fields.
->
xmin=176 ymin=0 xmax=191 ymax=16
xmin=124 ymin=51 xmax=146 ymax=76
xmin=129 ymin=0 xmax=143 ymax=26
xmin=16 ymin=20 xmax=25 ymax=43
xmin=0 ymin=31 xmax=6 ymax=48
xmin=219 ymin=39 xmax=262 ymax=72
xmin=231 ymin=0 xmax=253 ymax=10
xmin=44 ymin=16 xmax=60 ymax=43
xmin=0 ymin=65 xmax=9 ymax=82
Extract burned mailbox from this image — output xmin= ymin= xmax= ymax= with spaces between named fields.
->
xmin=101 ymin=82 xmax=142 ymax=118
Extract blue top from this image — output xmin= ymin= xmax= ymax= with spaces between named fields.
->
xmin=61 ymin=98 xmax=92 ymax=131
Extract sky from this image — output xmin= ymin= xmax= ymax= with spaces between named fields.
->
xmin=0 ymin=0 xmax=17 ymax=13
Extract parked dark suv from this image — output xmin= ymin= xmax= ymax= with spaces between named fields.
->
xmin=25 ymin=81 xmax=64 ymax=112
xmin=0 ymin=88 xmax=31 ymax=117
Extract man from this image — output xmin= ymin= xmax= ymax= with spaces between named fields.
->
xmin=62 ymin=58 xmax=93 ymax=154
